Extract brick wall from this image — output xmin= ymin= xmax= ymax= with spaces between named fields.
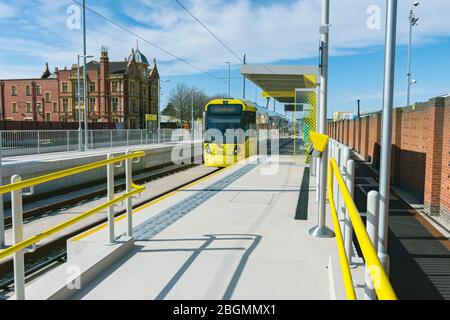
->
xmin=440 ymin=97 xmax=450 ymax=217
xmin=329 ymin=96 xmax=449 ymax=218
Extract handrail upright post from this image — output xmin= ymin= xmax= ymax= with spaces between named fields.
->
xmin=11 ymin=175 xmax=25 ymax=300
xmin=345 ymin=159 xmax=355 ymax=263
xmin=365 ymin=190 xmax=380 ymax=300
xmin=125 ymin=150 xmax=133 ymax=237
xmin=339 ymin=147 xmax=350 ymax=231
xmin=106 ymin=154 xmax=115 ymax=245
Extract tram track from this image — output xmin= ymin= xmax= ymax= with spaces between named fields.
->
xmin=3 ymin=162 xmax=200 ymax=227
xmin=0 ymin=164 xmax=223 ymax=295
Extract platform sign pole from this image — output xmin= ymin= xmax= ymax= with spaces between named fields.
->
xmin=378 ymin=0 xmax=398 ymax=274
xmin=310 ymin=0 xmax=334 ymax=238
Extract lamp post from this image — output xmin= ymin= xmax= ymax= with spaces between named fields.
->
xmin=191 ymin=89 xmax=200 ymax=141
xmin=243 ymin=54 xmax=246 ymax=99
xmin=357 ymin=99 xmax=361 ymax=118
xmin=406 ymin=1 xmax=419 ymax=106
xmin=82 ymin=0 xmax=89 ymax=151
xmin=158 ymin=79 xmax=170 ymax=143
xmin=77 ymin=54 xmax=93 ymax=151
xmin=225 ymin=62 xmax=231 ymax=98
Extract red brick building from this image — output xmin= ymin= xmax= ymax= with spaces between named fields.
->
xmin=0 ymin=47 xmax=160 ymax=129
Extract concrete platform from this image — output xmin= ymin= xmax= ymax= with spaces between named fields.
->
xmin=23 ymin=154 xmax=346 ymax=300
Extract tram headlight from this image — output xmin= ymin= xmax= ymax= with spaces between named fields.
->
xmin=234 ymin=145 xmax=241 ymax=155
xmin=205 ymin=144 xmax=212 ymax=154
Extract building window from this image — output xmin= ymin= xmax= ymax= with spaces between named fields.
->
xmin=62 ymin=82 xmax=68 ymax=93
xmin=112 ymin=81 xmax=119 ymax=92
xmin=62 ymin=98 xmax=69 ymax=112
xmin=11 ymin=85 xmax=17 ymax=96
xmin=45 ymin=92 xmax=51 ymax=103
xmin=12 ymin=102 xmax=18 ymax=113
xmin=112 ymin=97 xmax=120 ymax=112
xmin=52 ymin=102 xmax=58 ymax=113
xmin=130 ymin=98 xmax=138 ymax=113
xmin=37 ymin=102 xmax=42 ymax=112
xmin=89 ymin=82 xmax=96 ymax=92
xmin=36 ymin=85 xmax=42 ymax=96
xmin=45 ymin=113 xmax=51 ymax=122
xmin=89 ymin=97 xmax=96 ymax=112
xmin=26 ymin=85 xmax=31 ymax=96
xmin=26 ymin=102 xmax=32 ymax=113
xmin=130 ymin=81 xmax=136 ymax=95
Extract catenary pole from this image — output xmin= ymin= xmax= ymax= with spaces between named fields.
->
xmin=310 ymin=0 xmax=334 ymax=238
xmin=378 ymin=0 xmax=398 ymax=274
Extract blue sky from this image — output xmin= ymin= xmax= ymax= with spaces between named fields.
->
xmin=0 ymin=0 xmax=449 ymax=117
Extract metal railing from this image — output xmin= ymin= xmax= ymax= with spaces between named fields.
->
xmin=0 ymin=150 xmax=146 ymax=300
xmin=0 ymin=129 xmax=203 ymax=157
xmin=328 ymin=140 xmax=397 ymax=300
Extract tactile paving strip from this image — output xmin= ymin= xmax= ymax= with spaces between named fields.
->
xmin=129 ymin=159 xmax=264 ymax=241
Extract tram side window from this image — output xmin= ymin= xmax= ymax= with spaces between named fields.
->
xmin=242 ymin=111 xmax=256 ymax=130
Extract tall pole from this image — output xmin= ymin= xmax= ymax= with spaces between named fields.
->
xmin=310 ymin=0 xmax=334 ymax=238
xmin=378 ymin=0 xmax=398 ymax=274
xmin=191 ymin=90 xmax=195 ymax=140
xmin=406 ymin=13 xmax=412 ymax=106
xmin=157 ymin=78 xmax=161 ymax=143
xmin=406 ymin=1 xmax=418 ymax=106
xmin=83 ymin=0 xmax=89 ymax=151
xmin=226 ymin=62 xmax=231 ymax=98
xmin=77 ymin=55 xmax=82 ymax=151
xmin=357 ymin=99 xmax=361 ymax=118
xmin=243 ymin=54 xmax=246 ymax=99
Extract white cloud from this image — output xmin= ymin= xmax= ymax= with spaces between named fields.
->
xmin=0 ymin=3 xmax=15 ymax=19
xmin=0 ymin=0 xmax=449 ymax=79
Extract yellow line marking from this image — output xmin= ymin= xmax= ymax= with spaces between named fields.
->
xmin=72 ymin=163 xmax=237 ymax=241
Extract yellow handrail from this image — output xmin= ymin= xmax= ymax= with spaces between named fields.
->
xmin=328 ymin=158 xmax=397 ymax=300
xmin=327 ymin=167 xmax=356 ymax=300
xmin=0 ymin=151 xmax=145 ymax=195
xmin=0 ymin=151 xmax=146 ymax=262
xmin=0 ymin=185 xmax=145 ymax=261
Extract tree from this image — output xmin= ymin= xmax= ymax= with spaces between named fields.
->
xmin=167 ymin=83 xmax=222 ymax=123
xmin=162 ymin=102 xmax=177 ymax=117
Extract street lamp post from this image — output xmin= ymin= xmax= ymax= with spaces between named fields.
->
xmin=406 ymin=1 xmax=419 ymax=106
xmin=82 ymin=0 xmax=89 ymax=151
xmin=77 ymin=55 xmax=82 ymax=151
xmin=77 ymin=54 xmax=93 ymax=151
xmin=191 ymin=89 xmax=200 ymax=141
xmin=225 ymin=62 xmax=231 ymax=98
xmin=357 ymin=99 xmax=361 ymax=118
xmin=158 ymin=79 xmax=170 ymax=143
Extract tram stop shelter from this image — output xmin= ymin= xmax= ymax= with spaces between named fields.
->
xmin=240 ymin=64 xmax=320 ymax=158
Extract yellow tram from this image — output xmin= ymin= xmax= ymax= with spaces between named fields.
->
xmin=203 ymin=99 xmax=286 ymax=167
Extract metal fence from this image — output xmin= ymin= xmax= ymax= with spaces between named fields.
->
xmin=0 ymin=129 xmax=203 ymax=158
